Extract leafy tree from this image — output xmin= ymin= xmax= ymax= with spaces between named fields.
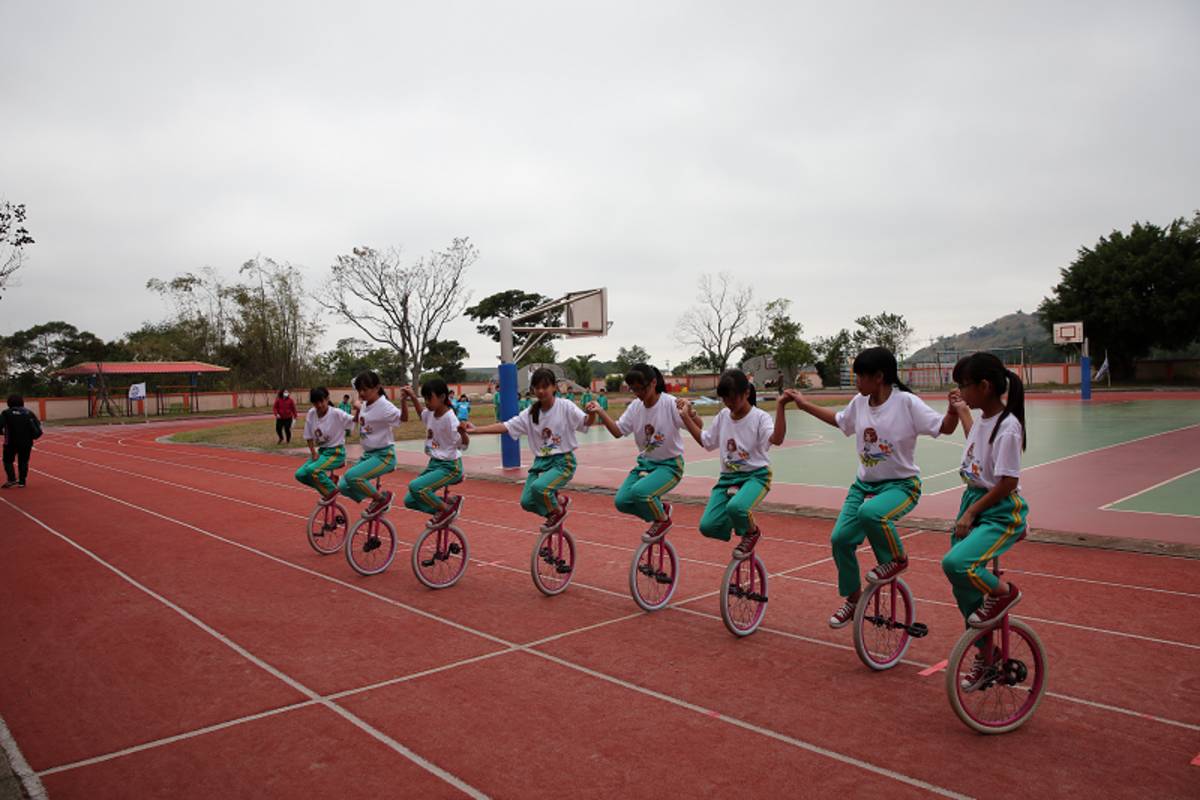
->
xmin=675 ymin=272 xmax=757 ymax=373
xmin=851 ymin=312 xmax=914 ymax=361
xmin=614 ymin=345 xmax=652 ymax=373
xmin=0 ymin=201 xmax=35 ymax=300
xmin=146 ymin=267 xmax=233 ymax=363
xmin=742 ymin=299 xmax=813 ymax=386
xmin=519 ymin=341 xmax=558 ymax=367
xmin=422 ymin=339 xmax=468 ymax=383
xmin=813 ymin=329 xmax=852 ymax=387
xmin=1 ymin=321 xmax=116 ymax=395
xmin=736 ymin=334 xmax=772 ymax=363
xmin=465 ymin=289 xmax=563 ymax=360
xmin=226 ymin=257 xmax=323 ymax=389
xmin=562 ymin=353 xmax=596 ymax=388
xmin=671 ymin=354 xmax=716 ymax=375
xmin=1038 ymin=215 xmax=1200 ymax=379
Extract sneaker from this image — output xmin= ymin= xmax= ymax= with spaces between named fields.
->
xmin=968 ymin=583 xmax=1022 ymax=628
xmin=961 ymin=645 xmax=1000 ymax=692
xmin=732 ymin=528 xmax=760 ymax=560
xmin=16 ymin=482 xmax=25 ymax=488
xmin=430 ymin=494 xmax=463 ymax=527
xmin=544 ymin=494 xmax=571 ymax=530
xmin=1 ymin=481 xmax=15 ymax=489
xmin=828 ymin=599 xmax=857 ymax=629
xmin=318 ymin=489 xmax=340 ymax=507
xmin=365 ymin=490 xmax=394 ymax=518
xmin=642 ymin=503 xmax=673 ymax=543
xmin=865 ymin=557 xmax=908 ymax=585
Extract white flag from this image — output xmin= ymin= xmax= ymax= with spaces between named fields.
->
xmin=1093 ymin=357 xmax=1110 ymax=382
xmin=128 ymin=382 xmax=147 ymax=401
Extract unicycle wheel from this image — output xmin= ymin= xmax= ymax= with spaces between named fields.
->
xmin=853 ymin=577 xmax=916 ymax=671
xmin=307 ymin=502 xmax=349 ymax=555
xmin=720 ymin=554 xmax=768 ymax=637
xmin=629 ymin=538 xmax=679 ymax=611
xmin=947 ymin=617 xmax=1047 ymax=734
xmin=345 ymin=516 xmax=398 ymax=576
xmin=531 ymin=527 xmax=576 ymax=596
xmin=411 ymin=524 xmax=469 ymax=589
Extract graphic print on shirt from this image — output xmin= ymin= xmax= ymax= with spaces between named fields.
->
xmin=959 ymin=442 xmax=982 ymax=483
xmin=858 ymin=427 xmax=895 ymax=468
xmin=539 ymin=426 xmax=562 ymax=456
xmin=424 ymin=428 xmax=435 ymax=456
xmin=723 ymin=437 xmax=752 ymax=471
xmin=642 ymin=423 xmax=666 ymax=454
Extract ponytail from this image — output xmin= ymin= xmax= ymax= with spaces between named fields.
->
xmin=852 ymin=347 xmax=910 ymax=393
xmin=995 ymin=369 xmax=1027 ymax=451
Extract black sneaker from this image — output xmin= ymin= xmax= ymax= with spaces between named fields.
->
xmin=1 ymin=481 xmax=16 ymax=489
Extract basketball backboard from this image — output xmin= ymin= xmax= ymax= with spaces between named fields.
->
xmin=1053 ymin=322 xmax=1084 ymax=345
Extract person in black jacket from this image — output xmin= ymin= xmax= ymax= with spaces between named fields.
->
xmin=1 ymin=394 xmax=41 ymax=488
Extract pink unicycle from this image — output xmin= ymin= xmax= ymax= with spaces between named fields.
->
xmin=629 ymin=534 xmax=679 ymax=612
xmin=306 ymin=471 xmax=349 ymax=556
xmin=411 ymin=488 xmax=469 ymax=589
xmin=852 ymin=577 xmax=927 ymax=670
xmin=720 ymin=542 xmax=767 ymax=637
xmin=531 ymin=496 xmax=575 ymax=596
xmin=946 ymin=553 xmax=1046 ymax=734
xmin=345 ymin=478 xmax=398 ymax=576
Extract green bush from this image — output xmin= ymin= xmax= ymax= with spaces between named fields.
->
xmin=605 ymin=373 xmax=623 ymax=392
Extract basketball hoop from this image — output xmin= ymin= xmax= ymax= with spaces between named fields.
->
xmin=1052 ymin=322 xmax=1083 ymax=345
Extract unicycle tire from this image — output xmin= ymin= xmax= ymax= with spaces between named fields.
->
xmin=947 ymin=618 xmax=1047 ymax=734
xmin=629 ymin=538 xmax=679 ymax=611
xmin=853 ymin=577 xmax=915 ymax=671
xmin=307 ymin=502 xmax=349 ymax=556
xmin=411 ymin=524 xmax=469 ymax=589
xmin=345 ymin=515 xmax=398 ymax=576
xmin=720 ymin=555 xmax=768 ymax=637
xmin=531 ymin=527 xmax=576 ymax=596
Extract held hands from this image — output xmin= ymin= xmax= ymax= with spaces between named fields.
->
xmin=585 ymin=401 xmax=602 ymax=414
xmin=948 ymin=389 xmax=969 ymax=415
xmin=779 ymin=388 xmax=804 ymax=406
xmin=401 ymin=385 xmax=417 ymax=399
xmin=461 ymin=421 xmax=477 ymax=433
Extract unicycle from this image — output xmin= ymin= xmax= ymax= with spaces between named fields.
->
xmin=720 ymin=541 xmax=768 ymax=637
xmin=411 ymin=488 xmax=469 ymax=589
xmin=629 ymin=535 xmax=679 ymax=611
xmin=345 ymin=478 xmax=398 ymax=576
xmin=946 ymin=554 xmax=1046 ymax=734
xmin=531 ymin=495 xmax=575 ymax=596
xmin=306 ymin=471 xmax=349 ymax=555
xmin=852 ymin=577 xmax=927 ymax=670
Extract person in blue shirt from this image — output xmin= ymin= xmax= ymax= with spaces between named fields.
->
xmin=455 ymin=392 xmax=471 ymax=422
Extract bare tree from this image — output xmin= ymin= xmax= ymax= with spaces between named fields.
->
xmin=0 ymin=201 xmax=35 ymax=301
xmin=318 ymin=237 xmax=477 ymax=383
xmin=675 ymin=272 xmax=757 ymax=373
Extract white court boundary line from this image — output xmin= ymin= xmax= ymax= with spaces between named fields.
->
xmin=1099 ymin=466 xmax=1200 ymax=509
xmin=0 ymin=491 xmax=969 ymax=799
xmin=0 ymin=712 xmax=48 ymax=800
xmin=1 ymin=498 xmax=489 ymax=799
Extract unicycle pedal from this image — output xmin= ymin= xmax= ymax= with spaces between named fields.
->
xmin=555 ymin=562 xmax=573 ymax=574
xmin=907 ymin=622 xmax=929 ymax=638
xmin=448 ymin=542 xmax=462 ymax=554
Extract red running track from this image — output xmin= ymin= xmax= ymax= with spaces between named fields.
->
xmin=0 ymin=423 xmax=1198 ymax=798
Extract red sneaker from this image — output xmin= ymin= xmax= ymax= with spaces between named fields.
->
xmin=430 ymin=494 xmax=463 ymax=527
xmin=642 ymin=503 xmax=673 ymax=543
xmin=866 ymin=557 xmax=908 ymax=584
xmin=732 ymin=528 xmax=760 ymax=560
xmin=365 ymin=490 xmax=394 ymax=518
xmin=828 ymin=598 xmax=856 ymax=629
xmin=961 ymin=645 xmax=1000 ymax=692
xmin=968 ymin=583 xmax=1022 ymax=628
xmin=544 ymin=494 xmax=571 ymax=530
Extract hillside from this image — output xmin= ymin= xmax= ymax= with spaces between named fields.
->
xmin=909 ymin=311 xmax=1063 ymax=364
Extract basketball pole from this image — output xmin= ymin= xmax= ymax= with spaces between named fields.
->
xmin=498 ymin=317 xmax=521 ymax=469
xmin=1080 ymin=337 xmax=1092 ymax=401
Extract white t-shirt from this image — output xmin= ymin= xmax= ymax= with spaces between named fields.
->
xmin=422 ymin=407 xmax=465 ymax=461
xmin=617 ymin=394 xmax=686 ymax=460
xmin=960 ymin=412 xmax=1023 ymax=491
xmin=303 ymin=407 xmax=353 ymax=449
xmin=835 ymin=390 xmax=944 ymax=481
xmin=505 ymin=397 xmax=588 ymax=458
xmin=700 ymin=406 xmax=774 ymax=472
xmin=357 ymin=395 xmax=404 ymax=451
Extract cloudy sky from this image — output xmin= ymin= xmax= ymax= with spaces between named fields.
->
xmin=2 ymin=1 xmax=1197 ymax=368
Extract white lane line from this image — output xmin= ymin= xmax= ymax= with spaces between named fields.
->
xmin=3 ymin=491 xmax=968 ymax=798
xmin=0 ymin=712 xmax=48 ymax=800
xmin=1099 ymin=466 xmax=1200 ymax=509
xmin=926 ymin=422 xmax=1200 ymax=496
xmin=1 ymin=499 xmax=488 ymax=799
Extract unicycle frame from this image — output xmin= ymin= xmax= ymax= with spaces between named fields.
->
xmin=411 ymin=486 xmax=469 ymax=589
xmin=344 ymin=477 xmax=398 ymax=576
xmin=306 ymin=470 xmax=349 ymax=555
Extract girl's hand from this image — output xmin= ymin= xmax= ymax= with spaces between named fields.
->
xmin=585 ymin=401 xmax=601 ymax=413
xmin=954 ymin=509 xmax=977 ymax=539
xmin=462 ymin=421 xmax=477 ymax=433
xmin=947 ymin=389 xmax=964 ymax=410
xmin=675 ymin=397 xmax=692 ymax=414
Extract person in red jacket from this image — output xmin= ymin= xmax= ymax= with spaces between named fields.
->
xmin=273 ymin=389 xmax=297 ymax=444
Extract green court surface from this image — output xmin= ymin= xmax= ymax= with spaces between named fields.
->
xmin=1106 ymin=467 xmax=1200 ymax=518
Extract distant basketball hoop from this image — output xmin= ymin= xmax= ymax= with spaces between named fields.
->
xmin=1052 ymin=322 xmax=1084 ymax=345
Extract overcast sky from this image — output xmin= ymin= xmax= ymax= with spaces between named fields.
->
xmin=2 ymin=1 xmax=1198 ymax=369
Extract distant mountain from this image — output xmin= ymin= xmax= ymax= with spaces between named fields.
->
xmin=909 ymin=311 xmax=1063 ymax=364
